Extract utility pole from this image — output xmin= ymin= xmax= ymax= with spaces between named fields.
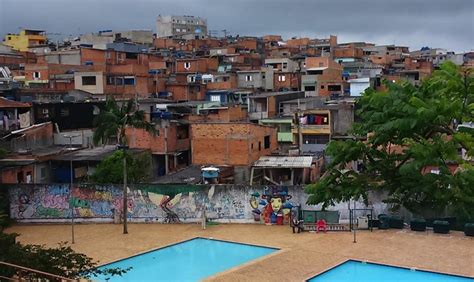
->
xmin=64 ymin=134 xmax=80 ymax=244
xmin=353 ymin=200 xmax=357 ymax=243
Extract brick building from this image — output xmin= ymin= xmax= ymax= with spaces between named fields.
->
xmin=190 ymin=122 xmax=277 ymax=167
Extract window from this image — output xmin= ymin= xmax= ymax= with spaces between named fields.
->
xmin=251 ymin=143 xmax=254 ymax=149
xmin=264 ymin=136 xmax=270 ymax=149
xmin=124 ymin=77 xmax=135 ymax=85
xmin=82 ymin=76 xmax=96 ymax=86
xmin=116 ymin=77 xmax=124 ymax=85
xmin=278 ymin=75 xmax=286 ymax=82
xmin=321 ymin=85 xmax=325 ymax=89
xmin=328 ymin=85 xmax=341 ymax=91
xmin=8 ymin=36 xmax=11 ymax=40
xmin=106 ymin=52 xmax=111 ymax=59
xmin=176 ymin=28 xmax=181 ymax=32
xmin=278 ymin=124 xmax=291 ymax=133
xmin=125 ymin=52 xmax=137 ymax=59
xmin=33 ymin=71 xmax=40 ymax=79
xmin=258 ymin=141 xmax=261 ymax=151
xmin=245 ymin=75 xmax=253 ymax=82
xmin=262 ymin=75 xmax=266 ymax=79
xmin=305 ymin=86 xmax=316 ymax=91
xmin=184 ymin=62 xmax=191 ymax=69
xmin=210 ymin=95 xmax=220 ymax=102
xmin=106 ymin=76 xmax=115 ymax=85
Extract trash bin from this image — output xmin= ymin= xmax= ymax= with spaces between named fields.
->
xmin=358 ymin=216 xmax=369 ymax=229
xmin=378 ymin=215 xmax=390 ymax=229
xmin=433 ymin=220 xmax=450 ymax=234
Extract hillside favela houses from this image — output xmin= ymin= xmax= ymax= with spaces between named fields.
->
xmin=0 ymin=8 xmax=473 ymax=282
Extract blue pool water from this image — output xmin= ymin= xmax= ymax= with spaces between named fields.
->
xmin=308 ymin=260 xmax=474 ymax=282
xmin=95 ymin=237 xmax=277 ymax=282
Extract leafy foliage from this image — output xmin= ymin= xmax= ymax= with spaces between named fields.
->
xmin=0 ymin=232 xmax=129 ymax=280
xmin=93 ymin=97 xmax=157 ymax=146
xmin=91 ymin=150 xmax=152 ymax=184
xmin=306 ymin=62 xmax=474 ymax=219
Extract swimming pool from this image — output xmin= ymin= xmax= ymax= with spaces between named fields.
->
xmin=308 ymin=260 xmax=474 ymax=282
xmin=95 ymin=237 xmax=277 ymax=281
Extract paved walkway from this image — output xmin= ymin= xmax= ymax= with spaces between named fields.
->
xmin=5 ymin=224 xmax=474 ymax=281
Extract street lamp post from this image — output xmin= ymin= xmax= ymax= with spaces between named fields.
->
xmin=64 ymin=134 xmax=80 ymax=244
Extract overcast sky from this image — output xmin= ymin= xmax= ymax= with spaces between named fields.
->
xmin=1 ymin=0 xmax=473 ymax=52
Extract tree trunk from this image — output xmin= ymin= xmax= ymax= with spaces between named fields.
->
xmin=123 ymin=153 xmax=128 ymax=234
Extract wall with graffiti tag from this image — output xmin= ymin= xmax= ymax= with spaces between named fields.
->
xmin=8 ymin=184 xmax=388 ymax=224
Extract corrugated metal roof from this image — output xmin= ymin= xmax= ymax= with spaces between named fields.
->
xmin=253 ymin=156 xmax=313 ymax=168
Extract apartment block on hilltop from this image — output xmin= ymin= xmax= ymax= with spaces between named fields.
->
xmin=157 ymin=15 xmax=208 ymax=39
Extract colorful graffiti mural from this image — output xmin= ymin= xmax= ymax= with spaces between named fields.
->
xmin=249 ymin=186 xmax=294 ymax=225
xmin=7 ymin=184 xmax=388 ymax=223
xmin=8 ymin=184 xmax=269 ymax=223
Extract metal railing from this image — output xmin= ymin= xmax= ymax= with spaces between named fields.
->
xmin=0 ymin=261 xmax=79 ymax=282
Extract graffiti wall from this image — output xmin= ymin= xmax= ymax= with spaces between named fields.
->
xmin=7 ymin=184 xmax=388 ymax=224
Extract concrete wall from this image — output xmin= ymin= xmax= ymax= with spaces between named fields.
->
xmin=237 ymin=72 xmax=265 ymax=89
xmin=74 ymin=72 xmax=104 ymax=94
xmin=8 ymin=184 xmax=389 ymax=223
xmin=53 ymin=129 xmax=94 ymax=147
xmin=43 ymin=51 xmax=81 ymax=65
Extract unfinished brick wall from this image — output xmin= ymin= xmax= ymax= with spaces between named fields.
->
xmin=126 ymin=126 xmax=182 ymax=153
xmin=191 ymin=123 xmax=277 ymax=166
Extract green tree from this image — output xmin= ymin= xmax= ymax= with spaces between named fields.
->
xmin=91 ymin=150 xmax=152 ymax=184
xmin=0 ymin=232 xmax=129 ymax=280
xmin=93 ymin=97 xmax=157 ymax=234
xmin=306 ymin=62 xmax=474 ymax=221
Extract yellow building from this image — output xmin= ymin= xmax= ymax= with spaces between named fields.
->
xmin=3 ymin=29 xmax=47 ymax=52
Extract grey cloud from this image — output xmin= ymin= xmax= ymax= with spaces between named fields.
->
xmin=0 ymin=0 xmax=473 ymax=52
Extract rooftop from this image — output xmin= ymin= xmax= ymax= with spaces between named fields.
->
xmin=51 ymin=145 xmax=146 ymax=162
xmin=0 ymin=97 xmax=31 ymax=109
xmin=253 ymin=156 xmax=313 ymax=168
xmin=154 ymin=165 xmax=202 ymax=184
xmin=249 ymin=91 xmax=304 ymax=98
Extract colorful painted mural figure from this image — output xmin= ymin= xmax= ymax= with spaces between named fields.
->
xmin=249 ymin=186 xmax=294 ymax=225
xmin=159 ymin=193 xmax=182 ymax=223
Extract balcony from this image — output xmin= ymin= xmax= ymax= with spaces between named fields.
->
xmin=277 ymin=132 xmax=293 ymax=143
xmin=295 ymin=124 xmax=331 ymax=134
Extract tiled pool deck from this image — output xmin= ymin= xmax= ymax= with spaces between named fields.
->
xmin=5 ymin=224 xmax=474 ymax=281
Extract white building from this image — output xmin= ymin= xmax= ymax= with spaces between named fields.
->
xmin=156 ymin=15 xmax=207 ymax=39
xmin=348 ymin=77 xmax=371 ymax=97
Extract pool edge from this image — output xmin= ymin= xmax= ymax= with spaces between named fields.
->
xmin=96 ymin=236 xmax=280 ymax=268
xmin=203 ymin=248 xmax=288 ymax=281
xmin=304 ymin=259 xmax=474 ymax=281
